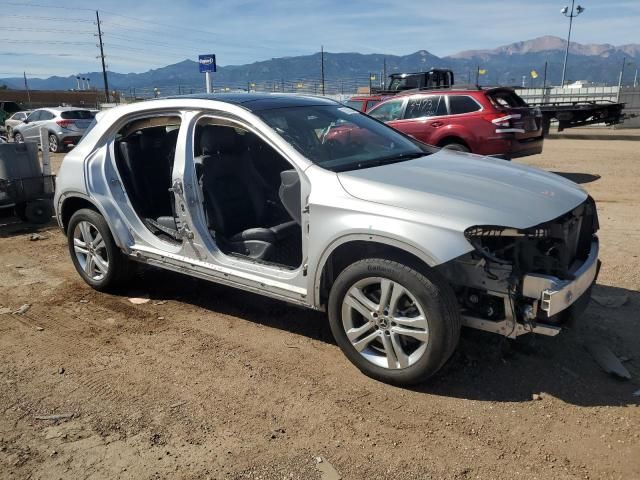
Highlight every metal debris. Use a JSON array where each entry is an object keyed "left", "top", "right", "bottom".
[
  {"left": 586, "top": 342, "right": 631, "bottom": 380},
  {"left": 12, "top": 304, "right": 31, "bottom": 315},
  {"left": 34, "top": 413, "right": 74, "bottom": 421},
  {"left": 315, "top": 456, "right": 341, "bottom": 480},
  {"left": 128, "top": 296, "right": 150, "bottom": 305}
]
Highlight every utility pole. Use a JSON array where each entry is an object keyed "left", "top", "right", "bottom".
[
  {"left": 560, "top": 1, "right": 585, "bottom": 87},
  {"left": 96, "top": 10, "right": 110, "bottom": 102},
  {"left": 542, "top": 61, "right": 548, "bottom": 89},
  {"left": 475, "top": 65, "right": 480, "bottom": 86},
  {"left": 23, "top": 72, "right": 31, "bottom": 107},
  {"left": 320, "top": 45, "right": 325, "bottom": 96},
  {"left": 383, "top": 58, "right": 387, "bottom": 87},
  {"left": 617, "top": 57, "right": 627, "bottom": 102}
]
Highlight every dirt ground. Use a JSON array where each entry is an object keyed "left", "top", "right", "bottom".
[{"left": 1, "top": 135, "right": 639, "bottom": 480}]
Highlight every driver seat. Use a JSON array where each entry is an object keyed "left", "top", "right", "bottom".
[{"left": 198, "top": 125, "right": 297, "bottom": 260}]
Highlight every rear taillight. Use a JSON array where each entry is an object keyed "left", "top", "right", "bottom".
[
  {"left": 483, "top": 112, "right": 524, "bottom": 133},
  {"left": 56, "top": 119, "right": 74, "bottom": 128}
]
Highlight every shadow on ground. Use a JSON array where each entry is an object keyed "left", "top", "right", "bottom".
[
  {"left": 552, "top": 171, "right": 601, "bottom": 184},
  {"left": 0, "top": 210, "right": 57, "bottom": 238},
  {"left": 116, "top": 266, "right": 639, "bottom": 408}
]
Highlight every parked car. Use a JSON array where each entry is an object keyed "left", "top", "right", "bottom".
[
  {"left": 359, "top": 87, "right": 544, "bottom": 159},
  {"left": 54, "top": 94, "right": 599, "bottom": 385},
  {"left": 12, "top": 107, "right": 94, "bottom": 153},
  {"left": 3, "top": 111, "right": 30, "bottom": 137},
  {"left": 0, "top": 101, "right": 21, "bottom": 130},
  {"left": 343, "top": 95, "right": 387, "bottom": 113}
]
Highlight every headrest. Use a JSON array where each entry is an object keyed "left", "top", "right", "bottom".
[{"left": 199, "top": 125, "right": 238, "bottom": 155}]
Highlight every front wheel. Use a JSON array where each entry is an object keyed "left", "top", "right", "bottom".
[
  {"left": 67, "top": 208, "right": 133, "bottom": 291},
  {"left": 13, "top": 132, "right": 24, "bottom": 143},
  {"left": 328, "top": 258, "right": 461, "bottom": 385}
]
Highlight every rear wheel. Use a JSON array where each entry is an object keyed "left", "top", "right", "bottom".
[
  {"left": 442, "top": 142, "right": 470, "bottom": 153},
  {"left": 67, "top": 209, "right": 133, "bottom": 291},
  {"left": 328, "top": 258, "right": 461, "bottom": 385},
  {"left": 48, "top": 134, "right": 63, "bottom": 153},
  {"left": 13, "top": 132, "right": 24, "bottom": 143}
]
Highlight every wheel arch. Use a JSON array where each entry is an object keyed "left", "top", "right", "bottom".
[
  {"left": 436, "top": 135, "right": 471, "bottom": 150},
  {"left": 59, "top": 193, "right": 129, "bottom": 250},
  {"left": 314, "top": 236, "right": 439, "bottom": 309},
  {"left": 59, "top": 194, "right": 100, "bottom": 234}
]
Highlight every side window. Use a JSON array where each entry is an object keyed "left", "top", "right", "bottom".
[
  {"left": 448, "top": 96, "right": 482, "bottom": 115},
  {"left": 404, "top": 95, "right": 446, "bottom": 119},
  {"left": 27, "top": 110, "right": 42, "bottom": 122},
  {"left": 367, "top": 99, "right": 404, "bottom": 122},
  {"left": 40, "top": 111, "right": 55, "bottom": 121},
  {"left": 364, "top": 100, "right": 380, "bottom": 112}
]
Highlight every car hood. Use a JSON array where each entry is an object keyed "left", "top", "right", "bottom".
[{"left": 337, "top": 150, "right": 588, "bottom": 231}]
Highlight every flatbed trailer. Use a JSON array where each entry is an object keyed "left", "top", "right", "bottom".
[{"left": 528, "top": 100, "right": 627, "bottom": 134}]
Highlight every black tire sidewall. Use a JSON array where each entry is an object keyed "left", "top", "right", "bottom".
[
  {"left": 442, "top": 143, "right": 470, "bottom": 153},
  {"left": 328, "top": 258, "right": 457, "bottom": 385},
  {"left": 14, "top": 132, "right": 23, "bottom": 143},
  {"left": 24, "top": 200, "right": 53, "bottom": 224},
  {"left": 67, "top": 208, "right": 124, "bottom": 291}
]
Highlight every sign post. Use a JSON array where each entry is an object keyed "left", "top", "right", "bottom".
[{"left": 199, "top": 54, "right": 216, "bottom": 93}]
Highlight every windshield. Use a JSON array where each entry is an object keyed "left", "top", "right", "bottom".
[{"left": 257, "top": 105, "right": 428, "bottom": 172}]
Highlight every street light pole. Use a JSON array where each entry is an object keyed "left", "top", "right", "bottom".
[{"left": 560, "top": 1, "right": 585, "bottom": 88}]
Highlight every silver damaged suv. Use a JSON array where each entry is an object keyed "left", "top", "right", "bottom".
[{"left": 54, "top": 94, "right": 600, "bottom": 385}]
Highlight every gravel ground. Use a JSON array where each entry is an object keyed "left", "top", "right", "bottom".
[{"left": 1, "top": 137, "right": 639, "bottom": 480}]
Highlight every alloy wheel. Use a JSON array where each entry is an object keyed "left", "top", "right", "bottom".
[
  {"left": 72, "top": 220, "right": 109, "bottom": 281},
  {"left": 341, "top": 277, "right": 429, "bottom": 369},
  {"left": 49, "top": 135, "right": 58, "bottom": 152}
]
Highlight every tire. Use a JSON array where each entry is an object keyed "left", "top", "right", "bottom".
[
  {"left": 15, "top": 202, "right": 28, "bottom": 221},
  {"left": 6, "top": 127, "right": 12, "bottom": 137},
  {"left": 48, "top": 133, "right": 63, "bottom": 153},
  {"left": 67, "top": 208, "right": 133, "bottom": 291},
  {"left": 24, "top": 199, "right": 53, "bottom": 224},
  {"left": 442, "top": 142, "right": 470, "bottom": 153},
  {"left": 13, "top": 132, "right": 24, "bottom": 143},
  {"left": 328, "top": 258, "right": 461, "bottom": 386}
]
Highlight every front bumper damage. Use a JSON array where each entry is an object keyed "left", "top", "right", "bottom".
[
  {"left": 458, "top": 240, "right": 599, "bottom": 338},
  {"left": 522, "top": 240, "right": 600, "bottom": 318},
  {"left": 438, "top": 198, "right": 600, "bottom": 338}
]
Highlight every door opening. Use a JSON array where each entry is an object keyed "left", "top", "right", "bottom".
[
  {"left": 193, "top": 118, "right": 302, "bottom": 269},
  {"left": 113, "top": 115, "right": 182, "bottom": 243}
]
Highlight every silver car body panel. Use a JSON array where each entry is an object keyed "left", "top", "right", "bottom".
[{"left": 55, "top": 97, "right": 596, "bottom": 327}]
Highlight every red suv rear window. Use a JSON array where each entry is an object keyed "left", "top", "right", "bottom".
[{"left": 486, "top": 90, "right": 528, "bottom": 108}]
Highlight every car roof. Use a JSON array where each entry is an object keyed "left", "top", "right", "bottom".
[
  {"left": 37, "top": 106, "right": 92, "bottom": 113},
  {"left": 166, "top": 93, "right": 338, "bottom": 111}
]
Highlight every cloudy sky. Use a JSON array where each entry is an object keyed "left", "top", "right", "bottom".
[{"left": 0, "top": 0, "right": 638, "bottom": 78}]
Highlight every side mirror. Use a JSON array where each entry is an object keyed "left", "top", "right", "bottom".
[{"left": 23, "top": 119, "right": 29, "bottom": 124}]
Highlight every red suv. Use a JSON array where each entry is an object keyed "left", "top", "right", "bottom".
[{"left": 361, "top": 88, "right": 544, "bottom": 159}]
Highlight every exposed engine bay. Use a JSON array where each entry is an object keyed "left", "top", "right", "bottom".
[{"left": 438, "top": 197, "right": 600, "bottom": 337}]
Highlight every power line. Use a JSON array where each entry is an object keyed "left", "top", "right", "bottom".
[{"left": 1, "top": 14, "right": 93, "bottom": 22}]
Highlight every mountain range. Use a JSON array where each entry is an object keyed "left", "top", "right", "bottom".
[{"left": 1, "top": 36, "right": 638, "bottom": 95}]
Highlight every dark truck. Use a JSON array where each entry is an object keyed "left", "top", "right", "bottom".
[{"left": 354, "top": 69, "right": 627, "bottom": 132}]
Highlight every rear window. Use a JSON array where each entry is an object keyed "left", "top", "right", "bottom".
[
  {"left": 448, "top": 96, "right": 482, "bottom": 115},
  {"left": 61, "top": 110, "right": 93, "bottom": 120},
  {"left": 487, "top": 90, "right": 528, "bottom": 108},
  {"left": 344, "top": 100, "right": 364, "bottom": 111}
]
